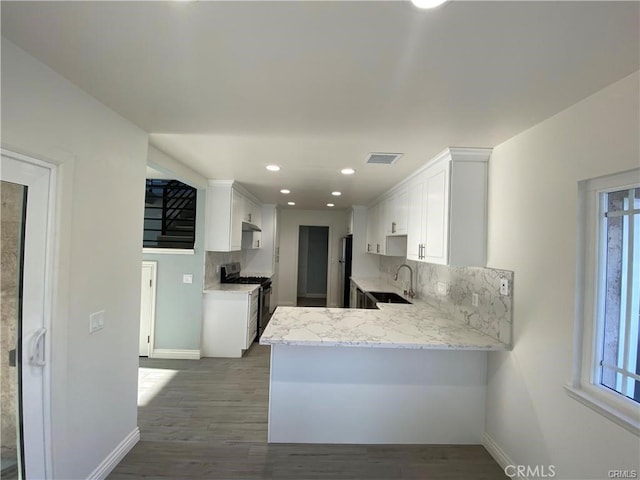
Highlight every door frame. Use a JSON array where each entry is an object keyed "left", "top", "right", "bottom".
[
  {"left": 140, "top": 261, "right": 158, "bottom": 357},
  {"left": 295, "top": 225, "right": 332, "bottom": 304},
  {"left": 1, "top": 148, "right": 56, "bottom": 479}
]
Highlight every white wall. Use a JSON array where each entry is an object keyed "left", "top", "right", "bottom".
[
  {"left": 485, "top": 71, "right": 640, "bottom": 479},
  {"left": 1, "top": 39, "right": 149, "bottom": 479},
  {"left": 278, "top": 209, "right": 348, "bottom": 307}
]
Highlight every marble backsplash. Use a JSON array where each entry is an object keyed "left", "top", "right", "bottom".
[
  {"left": 204, "top": 251, "right": 243, "bottom": 289},
  {"left": 379, "top": 256, "right": 513, "bottom": 346}
]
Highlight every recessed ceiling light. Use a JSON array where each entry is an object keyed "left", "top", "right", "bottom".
[
  {"left": 327, "top": 203, "right": 335, "bottom": 207},
  {"left": 411, "top": 0, "right": 448, "bottom": 9},
  {"left": 341, "top": 168, "right": 355, "bottom": 175},
  {"left": 287, "top": 201, "right": 295, "bottom": 206},
  {"left": 331, "top": 191, "right": 341, "bottom": 196},
  {"left": 266, "top": 165, "right": 281, "bottom": 172},
  {"left": 280, "top": 189, "right": 290, "bottom": 194}
]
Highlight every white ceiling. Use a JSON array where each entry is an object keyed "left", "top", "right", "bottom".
[{"left": 2, "top": 1, "right": 638, "bottom": 209}]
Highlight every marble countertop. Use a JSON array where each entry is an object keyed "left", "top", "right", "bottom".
[
  {"left": 203, "top": 284, "right": 260, "bottom": 294},
  {"left": 260, "top": 277, "right": 508, "bottom": 351}
]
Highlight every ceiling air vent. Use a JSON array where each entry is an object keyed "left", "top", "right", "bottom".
[{"left": 365, "top": 152, "right": 403, "bottom": 165}]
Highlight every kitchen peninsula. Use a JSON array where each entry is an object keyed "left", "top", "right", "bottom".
[{"left": 260, "top": 279, "right": 510, "bottom": 445}]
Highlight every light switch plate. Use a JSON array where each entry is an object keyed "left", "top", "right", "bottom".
[
  {"left": 183, "top": 274, "right": 193, "bottom": 284},
  {"left": 89, "top": 310, "right": 105, "bottom": 333}
]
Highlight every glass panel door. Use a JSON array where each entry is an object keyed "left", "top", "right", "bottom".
[
  {"left": 1, "top": 151, "right": 52, "bottom": 479},
  {"left": 1, "top": 180, "right": 27, "bottom": 479}
]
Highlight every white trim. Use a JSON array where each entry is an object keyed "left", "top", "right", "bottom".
[
  {"left": 140, "top": 261, "right": 157, "bottom": 357},
  {"left": 150, "top": 348, "right": 201, "bottom": 360},
  {"left": 564, "top": 384, "right": 640, "bottom": 436},
  {"left": 142, "top": 248, "right": 194, "bottom": 255},
  {"left": 482, "top": 432, "right": 525, "bottom": 480},
  {"left": 570, "top": 168, "right": 640, "bottom": 436},
  {"left": 86, "top": 427, "right": 140, "bottom": 480},
  {"left": 1, "top": 148, "right": 56, "bottom": 479}
]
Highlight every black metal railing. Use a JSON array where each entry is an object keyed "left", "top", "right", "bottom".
[{"left": 143, "top": 179, "right": 196, "bottom": 249}]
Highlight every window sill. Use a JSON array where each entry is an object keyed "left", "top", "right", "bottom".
[
  {"left": 564, "top": 384, "right": 639, "bottom": 437},
  {"left": 143, "top": 248, "right": 195, "bottom": 256}
]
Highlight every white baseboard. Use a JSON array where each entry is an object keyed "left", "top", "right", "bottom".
[
  {"left": 150, "top": 348, "right": 201, "bottom": 360},
  {"left": 483, "top": 432, "right": 528, "bottom": 480},
  {"left": 87, "top": 427, "right": 139, "bottom": 480}
]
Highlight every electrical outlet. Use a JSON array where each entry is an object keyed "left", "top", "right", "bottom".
[
  {"left": 183, "top": 274, "right": 193, "bottom": 284},
  {"left": 89, "top": 310, "right": 105, "bottom": 333},
  {"left": 500, "top": 278, "right": 509, "bottom": 296},
  {"left": 437, "top": 282, "right": 448, "bottom": 295},
  {"left": 472, "top": 293, "right": 479, "bottom": 307}
]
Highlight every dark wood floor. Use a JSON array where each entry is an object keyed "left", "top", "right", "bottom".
[{"left": 109, "top": 344, "right": 507, "bottom": 479}]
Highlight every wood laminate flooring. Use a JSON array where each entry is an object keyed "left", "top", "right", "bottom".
[{"left": 109, "top": 344, "right": 507, "bottom": 480}]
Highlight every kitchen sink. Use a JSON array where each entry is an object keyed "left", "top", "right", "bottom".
[{"left": 367, "top": 291, "right": 412, "bottom": 305}]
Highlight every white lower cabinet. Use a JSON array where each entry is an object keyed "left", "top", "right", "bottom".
[
  {"left": 202, "top": 288, "right": 259, "bottom": 358},
  {"left": 349, "top": 280, "right": 357, "bottom": 308}
]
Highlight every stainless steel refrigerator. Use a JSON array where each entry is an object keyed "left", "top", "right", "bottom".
[{"left": 338, "top": 234, "right": 353, "bottom": 308}]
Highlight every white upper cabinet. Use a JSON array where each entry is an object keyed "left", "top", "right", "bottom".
[
  {"left": 365, "top": 202, "right": 378, "bottom": 254},
  {"left": 385, "top": 187, "right": 409, "bottom": 236},
  {"left": 243, "top": 197, "right": 262, "bottom": 229},
  {"left": 406, "top": 147, "right": 490, "bottom": 266},
  {"left": 205, "top": 180, "right": 263, "bottom": 252}
]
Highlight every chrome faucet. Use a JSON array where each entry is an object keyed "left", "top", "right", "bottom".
[{"left": 394, "top": 263, "right": 415, "bottom": 298}]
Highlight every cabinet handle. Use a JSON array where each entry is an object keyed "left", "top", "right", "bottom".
[
  {"left": 248, "top": 213, "right": 252, "bottom": 222},
  {"left": 376, "top": 244, "right": 380, "bottom": 254},
  {"left": 391, "top": 222, "right": 396, "bottom": 234},
  {"left": 367, "top": 243, "right": 371, "bottom": 252},
  {"left": 256, "top": 240, "right": 260, "bottom": 248}
]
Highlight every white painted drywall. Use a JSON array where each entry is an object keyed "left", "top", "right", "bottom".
[
  {"left": 143, "top": 147, "right": 207, "bottom": 352},
  {"left": 277, "top": 209, "right": 348, "bottom": 307},
  {"left": 1, "top": 39, "right": 148, "bottom": 479},
  {"left": 147, "top": 144, "right": 207, "bottom": 189},
  {"left": 485, "top": 71, "right": 640, "bottom": 478}
]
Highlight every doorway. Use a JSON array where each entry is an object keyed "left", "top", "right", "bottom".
[
  {"left": 1, "top": 150, "right": 54, "bottom": 479},
  {"left": 139, "top": 261, "right": 157, "bottom": 357},
  {"left": 296, "top": 226, "right": 329, "bottom": 307}
]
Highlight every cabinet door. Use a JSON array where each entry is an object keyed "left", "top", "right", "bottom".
[
  {"left": 365, "top": 205, "right": 376, "bottom": 253},
  {"left": 246, "top": 292, "right": 259, "bottom": 349},
  {"left": 349, "top": 281, "right": 357, "bottom": 308},
  {"left": 423, "top": 162, "right": 449, "bottom": 264},
  {"left": 231, "top": 189, "right": 243, "bottom": 250},
  {"left": 377, "top": 200, "right": 387, "bottom": 255},
  {"left": 245, "top": 199, "right": 262, "bottom": 228},
  {"left": 406, "top": 180, "right": 424, "bottom": 261},
  {"left": 384, "top": 196, "right": 394, "bottom": 236},
  {"left": 394, "top": 188, "right": 409, "bottom": 235}
]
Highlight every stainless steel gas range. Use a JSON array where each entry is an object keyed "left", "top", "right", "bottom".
[{"left": 220, "top": 262, "right": 272, "bottom": 338}]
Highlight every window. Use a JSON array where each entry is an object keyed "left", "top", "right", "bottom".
[
  {"left": 567, "top": 168, "right": 640, "bottom": 436},
  {"left": 599, "top": 187, "right": 640, "bottom": 402},
  {"left": 143, "top": 179, "right": 197, "bottom": 250}
]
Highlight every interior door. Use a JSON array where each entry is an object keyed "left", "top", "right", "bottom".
[
  {"left": 1, "top": 150, "right": 53, "bottom": 479},
  {"left": 139, "top": 261, "right": 157, "bottom": 357}
]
